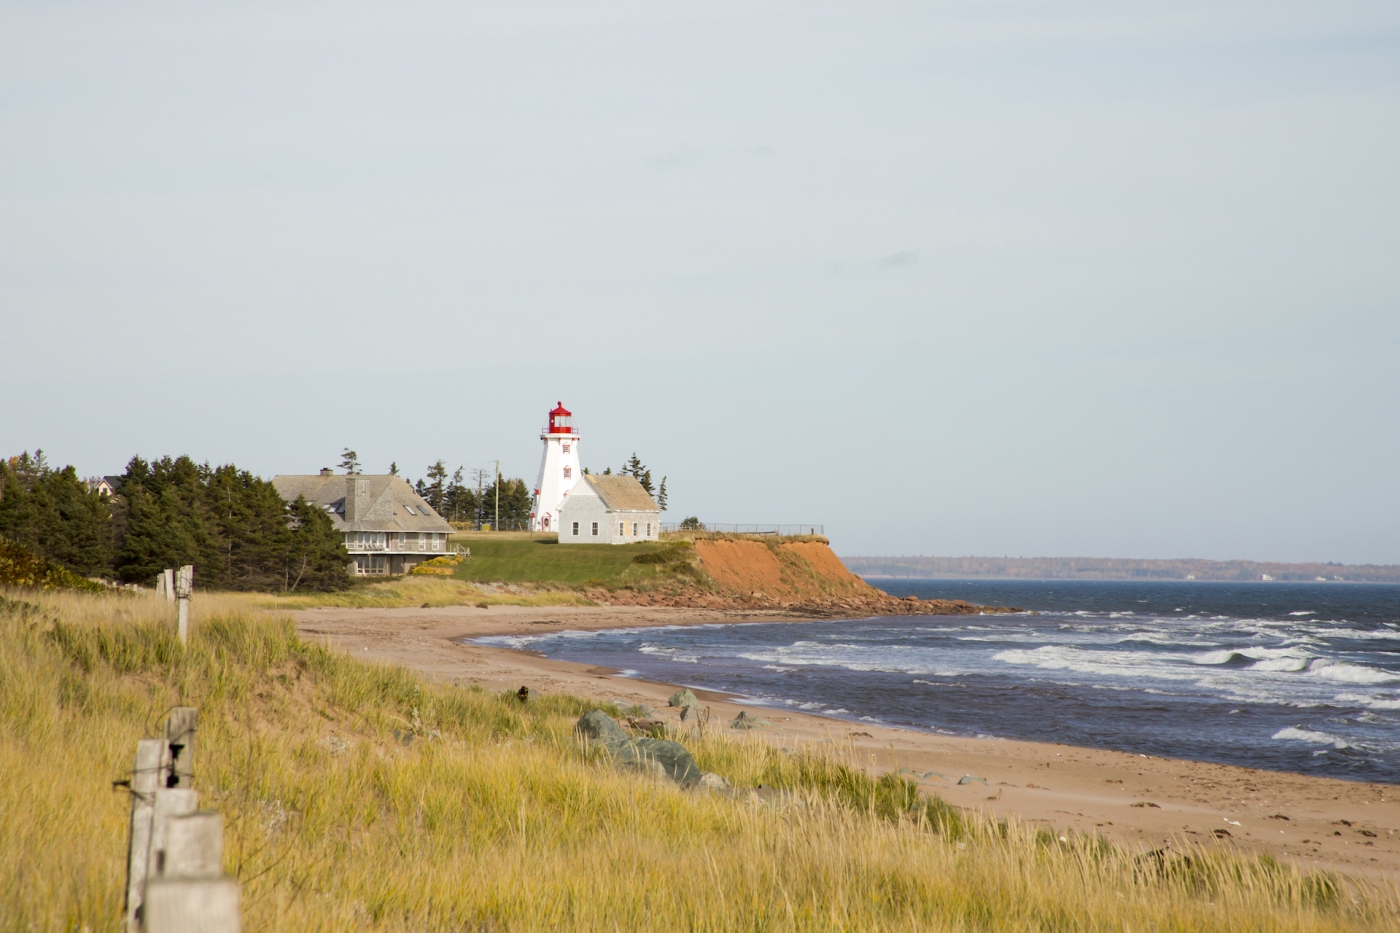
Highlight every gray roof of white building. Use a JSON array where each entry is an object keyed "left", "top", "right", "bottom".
[
  {"left": 573, "top": 474, "right": 661, "bottom": 513},
  {"left": 272, "top": 474, "right": 455, "bottom": 534}
]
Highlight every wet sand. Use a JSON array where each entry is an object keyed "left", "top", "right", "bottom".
[{"left": 291, "top": 603, "right": 1399, "bottom": 879}]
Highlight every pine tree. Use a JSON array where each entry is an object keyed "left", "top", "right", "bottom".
[
  {"left": 444, "top": 467, "right": 472, "bottom": 521},
  {"left": 638, "top": 469, "right": 654, "bottom": 495},
  {"left": 0, "top": 453, "right": 112, "bottom": 577},
  {"left": 424, "top": 461, "right": 448, "bottom": 512},
  {"left": 339, "top": 448, "right": 361, "bottom": 474},
  {"left": 657, "top": 477, "right": 668, "bottom": 511},
  {"left": 283, "top": 495, "right": 351, "bottom": 591},
  {"left": 389, "top": 462, "right": 399, "bottom": 475}
]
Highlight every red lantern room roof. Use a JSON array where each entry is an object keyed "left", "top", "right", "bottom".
[{"left": 547, "top": 401, "right": 574, "bottom": 435}]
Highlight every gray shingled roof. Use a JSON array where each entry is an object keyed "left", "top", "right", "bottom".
[
  {"left": 580, "top": 474, "right": 660, "bottom": 512},
  {"left": 272, "top": 474, "right": 455, "bottom": 534}
]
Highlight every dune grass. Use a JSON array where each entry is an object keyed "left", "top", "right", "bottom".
[
  {"left": 2, "top": 588, "right": 1396, "bottom": 932},
  {"left": 250, "top": 575, "right": 596, "bottom": 610}
]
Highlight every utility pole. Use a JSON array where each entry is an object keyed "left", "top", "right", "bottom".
[
  {"left": 470, "top": 467, "right": 488, "bottom": 529},
  {"left": 494, "top": 460, "right": 500, "bottom": 531}
]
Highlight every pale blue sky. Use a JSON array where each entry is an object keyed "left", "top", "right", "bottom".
[{"left": 2, "top": 2, "right": 1397, "bottom": 561}]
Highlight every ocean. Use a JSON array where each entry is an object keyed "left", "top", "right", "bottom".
[{"left": 474, "top": 580, "right": 1400, "bottom": 782}]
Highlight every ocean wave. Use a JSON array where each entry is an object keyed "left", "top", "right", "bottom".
[
  {"left": 992, "top": 646, "right": 1200, "bottom": 681},
  {"left": 1305, "top": 660, "right": 1397, "bottom": 685},
  {"left": 1272, "top": 726, "right": 1351, "bottom": 749},
  {"left": 1334, "top": 692, "right": 1400, "bottom": 710}
]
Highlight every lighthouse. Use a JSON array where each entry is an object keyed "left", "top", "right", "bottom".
[{"left": 530, "top": 401, "right": 582, "bottom": 533}]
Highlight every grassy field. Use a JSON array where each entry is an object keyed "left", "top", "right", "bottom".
[
  {"left": 3, "top": 588, "right": 1396, "bottom": 932},
  {"left": 449, "top": 535, "right": 676, "bottom": 585},
  {"left": 252, "top": 575, "right": 595, "bottom": 611}
]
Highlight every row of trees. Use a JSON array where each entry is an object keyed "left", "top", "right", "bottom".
[{"left": 0, "top": 452, "right": 349, "bottom": 591}]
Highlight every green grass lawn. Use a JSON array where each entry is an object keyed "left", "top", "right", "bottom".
[{"left": 450, "top": 535, "right": 669, "bottom": 585}]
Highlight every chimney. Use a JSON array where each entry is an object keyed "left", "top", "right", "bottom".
[
  {"left": 320, "top": 467, "right": 333, "bottom": 476},
  {"left": 345, "top": 477, "right": 370, "bottom": 522}
]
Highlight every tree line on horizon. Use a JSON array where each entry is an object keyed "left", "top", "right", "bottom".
[{"left": 0, "top": 451, "right": 349, "bottom": 591}]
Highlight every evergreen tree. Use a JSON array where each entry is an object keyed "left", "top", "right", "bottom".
[
  {"left": 339, "top": 448, "right": 361, "bottom": 474},
  {"left": 389, "top": 462, "right": 399, "bottom": 475},
  {"left": 423, "top": 460, "right": 448, "bottom": 512},
  {"left": 657, "top": 477, "right": 668, "bottom": 511},
  {"left": 444, "top": 467, "right": 475, "bottom": 522},
  {"left": 113, "top": 456, "right": 213, "bottom": 583},
  {"left": 283, "top": 495, "right": 351, "bottom": 591},
  {"left": 0, "top": 452, "right": 112, "bottom": 577}
]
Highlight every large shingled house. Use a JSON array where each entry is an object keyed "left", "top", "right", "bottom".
[
  {"left": 557, "top": 474, "right": 660, "bottom": 544},
  {"left": 272, "top": 469, "right": 455, "bottom": 576}
]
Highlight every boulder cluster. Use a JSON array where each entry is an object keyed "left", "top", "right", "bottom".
[{"left": 575, "top": 710, "right": 736, "bottom": 789}]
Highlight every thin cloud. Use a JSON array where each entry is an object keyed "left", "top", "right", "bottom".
[{"left": 878, "top": 251, "right": 919, "bottom": 269}]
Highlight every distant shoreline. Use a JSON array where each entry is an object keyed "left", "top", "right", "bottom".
[
  {"left": 842, "top": 555, "right": 1400, "bottom": 585},
  {"left": 858, "top": 574, "right": 1399, "bottom": 584}
]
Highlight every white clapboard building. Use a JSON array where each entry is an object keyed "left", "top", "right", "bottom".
[
  {"left": 558, "top": 474, "right": 660, "bottom": 544},
  {"left": 530, "top": 401, "right": 582, "bottom": 533},
  {"left": 272, "top": 470, "right": 455, "bottom": 576}
]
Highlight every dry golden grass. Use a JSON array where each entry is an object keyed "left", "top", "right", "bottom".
[
  {"left": 249, "top": 575, "right": 594, "bottom": 610},
  {"left": 2, "top": 588, "right": 1396, "bottom": 932}
]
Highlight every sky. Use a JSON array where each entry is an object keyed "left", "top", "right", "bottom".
[{"left": 2, "top": 1, "right": 1397, "bottom": 563}]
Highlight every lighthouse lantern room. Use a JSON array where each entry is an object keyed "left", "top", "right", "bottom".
[{"left": 531, "top": 401, "right": 582, "bottom": 532}]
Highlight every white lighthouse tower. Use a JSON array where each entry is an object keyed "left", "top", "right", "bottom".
[{"left": 531, "top": 401, "right": 582, "bottom": 533}]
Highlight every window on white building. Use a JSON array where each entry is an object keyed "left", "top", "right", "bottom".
[
  {"left": 591, "top": 522, "right": 598, "bottom": 536},
  {"left": 562, "top": 443, "right": 570, "bottom": 453},
  {"left": 646, "top": 523, "right": 651, "bottom": 536},
  {"left": 572, "top": 521, "right": 579, "bottom": 535},
  {"left": 632, "top": 522, "right": 638, "bottom": 536},
  {"left": 618, "top": 522, "right": 625, "bottom": 536},
  {"left": 563, "top": 466, "right": 571, "bottom": 479}
]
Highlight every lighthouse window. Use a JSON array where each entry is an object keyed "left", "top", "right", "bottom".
[
  {"left": 563, "top": 467, "right": 571, "bottom": 479},
  {"left": 562, "top": 443, "right": 570, "bottom": 453}
]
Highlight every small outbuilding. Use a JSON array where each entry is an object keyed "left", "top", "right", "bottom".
[{"left": 558, "top": 474, "right": 660, "bottom": 544}]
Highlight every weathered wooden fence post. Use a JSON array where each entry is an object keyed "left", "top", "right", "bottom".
[
  {"left": 123, "top": 707, "right": 240, "bottom": 932},
  {"left": 143, "top": 877, "right": 241, "bottom": 933},
  {"left": 162, "top": 706, "right": 197, "bottom": 789},
  {"left": 148, "top": 789, "right": 199, "bottom": 879},
  {"left": 174, "top": 565, "right": 193, "bottom": 644},
  {"left": 124, "top": 738, "right": 164, "bottom": 932},
  {"left": 160, "top": 568, "right": 175, "bottom": 604}
]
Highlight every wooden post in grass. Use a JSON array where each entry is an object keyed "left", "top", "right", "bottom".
[
  {"left": 143, "top": 877, "right": 240, "bottom": 933},
  {"left": 163, "top": 707, "right": 197, "bottom": 789},
  {"left": 124, "top": 738, "right": 164, "bottom": 932},
  {"left": 174, "top": 565, "right": 193, "bottom": 644},
  {"left": 160, "top": 568, "right": 175, "bottom": 603},
  {"left": 148, "top": 789, "right": 199, "bottom": 880},
  {"left": 158, "top": 811, "right": 223, "bottom": 881}
]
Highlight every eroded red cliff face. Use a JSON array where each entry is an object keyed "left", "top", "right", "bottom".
[{"left": 582, "top": 538, "right": 1017, "bottom": 615}]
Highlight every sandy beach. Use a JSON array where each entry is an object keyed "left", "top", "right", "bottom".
[{"left": 292, "top": 603, "right": 1399, "bottom": 879}]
